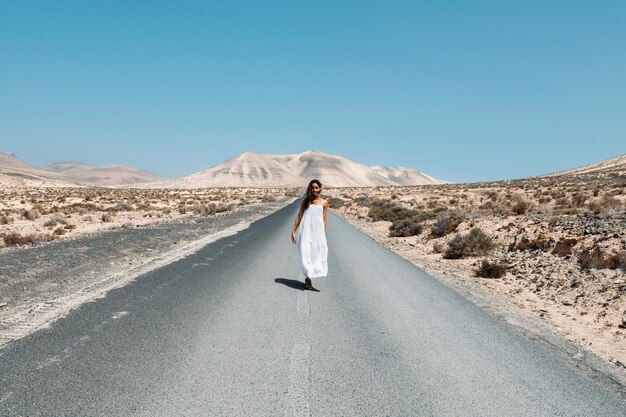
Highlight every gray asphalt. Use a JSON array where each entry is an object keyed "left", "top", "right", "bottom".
[{"left": 1, "top": 202, "right": 625, "bottom": 416}]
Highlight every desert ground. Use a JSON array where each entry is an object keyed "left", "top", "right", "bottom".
[
  {"left": 0, "top": 186, "right": 296, "bottom": 246},
  {"left": 0, "top": 186, "right": 296, "bottom": 345},
  {"left": 325, "top": 173, "right": 626, "bottom": 369}
]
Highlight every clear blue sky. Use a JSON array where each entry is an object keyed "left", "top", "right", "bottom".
[{"left": 1, "top": 1, "right": 625, "bottom": 182}]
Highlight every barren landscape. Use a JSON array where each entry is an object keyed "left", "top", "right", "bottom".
[
  {"left": 325, "top": 162, "right": 626, "bottom": 370},
  {"left": 0, "top": 186, "right": 295, "bottom": 345}
]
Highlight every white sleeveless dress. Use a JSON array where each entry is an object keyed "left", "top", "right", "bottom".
[{"left": 297, "top": 204, "right": 328, "bottom": 278}]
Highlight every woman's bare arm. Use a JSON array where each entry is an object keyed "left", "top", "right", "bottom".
[
  {"left": 323, "top": 200, "right": 328, "bottom": 232},
  {"left": 291, "top": 202, "right": 305, "bottom": 243}
]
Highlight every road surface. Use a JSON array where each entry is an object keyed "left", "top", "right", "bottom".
[{"left": 1, "top": 202, "right": 625, "bottom": 416}]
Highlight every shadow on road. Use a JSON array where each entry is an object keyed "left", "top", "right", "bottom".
[{"left": 274, "top": 278, "right": 320, "bottom": 292}]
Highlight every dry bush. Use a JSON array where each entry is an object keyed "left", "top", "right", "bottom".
[
  {"left": 571, "top": 192, "right": 588, "bottom": 208},
  {"left": 431, "top": 214, "right": 463, "bottom": 238},
  {"left": 53, "top": 227, "right": 66, "bottom": 236},
  {"left": 3, "top": 232, "right": 35, "bottom": 246},
  {"left": 587, "top": 195, "right": 621, "bottom": 213},
  {"left": 191, "top": 203, "right": 217, "bottom": 216},
  {"left": 43, "top": 219, "right": 58, "bottom": 228},
  {"left": 112, "top": 202, "right": 135, "bottom": 211},
  {"left": 443, "top": 228, "right": 495, "bottom": 259},
  {"left": 389, "top": 219, "right": 423, "bottom": 237},
  {"left": 476, "top": 260, "right": 508, "bottom": 278},
  {"left": 0, "top": 215, "right": 10, "bottom": 225},
  {"left": 326, "top": 196, "right": 346, "bottom": 209},
  {"left": 101, "top": 214, "right": 114, "bottom": 223},
  {"left": 368, "top": 201, "right": 416, "bottom": 222},
  {"left": 178, "top": 205, "right": 187, "bottom": 214},
  {"left": 511, "top": 199, "right": 532, "bottom": 215},
  {"left": 23, "top": 209, "right": 41, "bottom": 220}
]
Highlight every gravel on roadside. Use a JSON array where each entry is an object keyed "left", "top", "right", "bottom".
[{"left": 0, "top": 199, "right": 291, "bottom": 345}]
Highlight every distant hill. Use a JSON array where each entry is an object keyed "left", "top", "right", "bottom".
[
  {"left": 0, "top": 153, "right": 164, "bottom": 187},
  {"left": 163, "top": 150, "right": 448, "bottom": 188},
  {"left": 371, "top": 166, "right": 449, "bottom": 186},
  {"left": 0, "top": 152, "right": 76, "bottom": 187},
  {"left": 38, "top": 161, "right": 165, "bottom": 186},
  {"left": 542, "top": 154, "right": 626, "bottom": 179}
]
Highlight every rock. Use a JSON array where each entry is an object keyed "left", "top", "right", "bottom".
[
  {"left": 553, "top": 238, "right": 578, "bottom": 257},
  {"left": 578, "top": 247, "right": 621, "bottom": 270}
]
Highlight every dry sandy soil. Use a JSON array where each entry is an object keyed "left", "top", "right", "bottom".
[
  {"left": 0, "top": 186, "right": 295, "bottom": 246},
  {"left": 325, "top": 173, "right": 626, "bottom": 377},
  {"left": 0, "top": 186, "right": 296, "bottom": 346}
]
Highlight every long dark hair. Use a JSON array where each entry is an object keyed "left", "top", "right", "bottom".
[{"left": 300, "top": 179, "right": 322, "bottom": 211}]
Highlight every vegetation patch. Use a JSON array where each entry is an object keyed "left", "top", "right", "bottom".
[
  {"left": 3, "top": 232, "right": 35, "bottom": 246},
  {"left": 443, "top": 228, "right": 495, "bottom": 259},
  {"left": 389, "top": 219, "right": 423, "bottom": 237},
  {"left": 476, "top": 260, "right": 508, "bottom": 278}
]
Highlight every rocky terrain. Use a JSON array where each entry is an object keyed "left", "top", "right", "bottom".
[
  {"left": 325, "top": 168, "right": 626, "bottom": 369},
  {"left": 0, "top": 186, "right": 294, "bottom": 346}
]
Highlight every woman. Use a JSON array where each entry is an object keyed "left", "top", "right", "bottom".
[{"left": 291, "top": 179, "right": 328, "bottom": 289}]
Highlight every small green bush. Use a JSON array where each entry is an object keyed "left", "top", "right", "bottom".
[{"left": 443, "top": 228, "right": 494, "bottom": 259}]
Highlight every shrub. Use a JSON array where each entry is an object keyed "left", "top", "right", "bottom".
[
  {"left": 112, "top": 202, "right": 134, "bottom": 211},
  {"left": 431, "top": 216, "right": 462, "bottom": 238},
  {"left": 476, "top": 260, "right": 508, "bottom": 278},
  {"left": 443, "top": 228, "right": 494, "bottom": 259},
  {"left": 23, "top": 209, "right": 41, "bottom": 220},
  {"left": 0, "top": 215, "right": 9, "bottom": 225},
  {"left": 3, "top": 232, "right": 35, "bottom": 246},
  {"left": 102, "top": 214, "right": 114, "bottom": 223},
  {"left": 326, "top": 197, "right": 345, "bottom": 209},
  {"left": 511, "top": 199, "right": 532, "bottom": 215},
  {"left": 389, "top": 219, "right": 423, "bottom": 237},
  {"left": 587, "top": 195, "right": 621, "bottom": 213},
  {"left": 191, "top": 203, "right": 217, "bottom": 216},
  {"left": 53, "top": 227, "right": 66, "bottom": 236},
  {"left": 43, "top": 219, "right": 58, "bottom": 228},
  {"left": 368, "top": 201, "right": 415, "bottom": 222},
  {"left": 178, "top": 205, "right": 187, "bottom": 214}
]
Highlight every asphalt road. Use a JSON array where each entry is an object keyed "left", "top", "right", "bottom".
[{"left": 1, "top": 202, "right": 625, "bottom": 416}]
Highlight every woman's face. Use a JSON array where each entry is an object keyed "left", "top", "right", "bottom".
[{"left": 311, "top": 182, "right": 321, "bottom": 197}]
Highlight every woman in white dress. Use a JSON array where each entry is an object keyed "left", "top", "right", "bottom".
[{"left": 291, "top": 179, "right": 328, "bottom": 290}]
